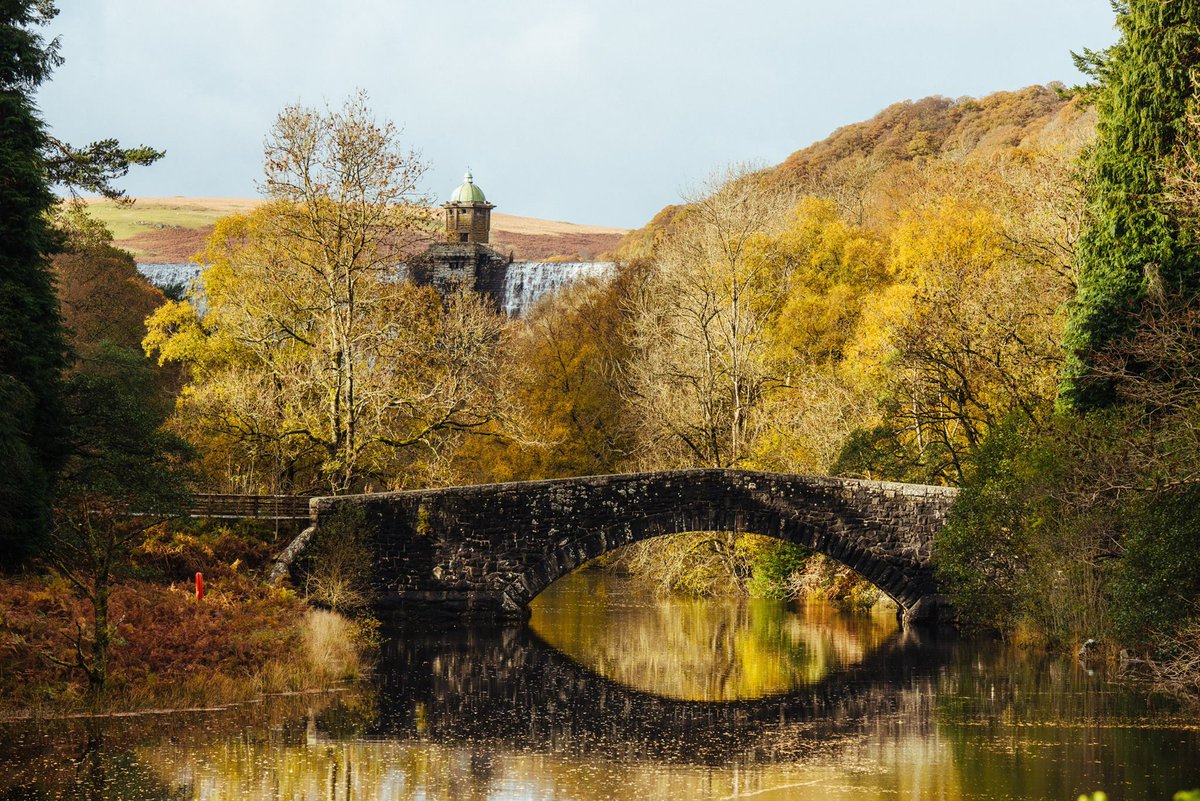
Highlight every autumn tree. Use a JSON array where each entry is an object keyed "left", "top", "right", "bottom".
[
  {"left": 751, "top": 197, "right": 887, "bottom": 474},
  {"left": 838, "top": 194, "right": 1071, "bottom": 483},
  {"left": 146, "top": 95, "right": 509, "bottom": 494},
  {"left": 617, "top": 171, "right": 804, "bottom": 594},
  {"left": 452, "top": 269, "right": 638, "bottom": 484},
  {"left": 626, "top": 168, "right": 791, "bottom": 469},
  {"left": 52, "top": 204, "right": 173, "bottom": 375}
]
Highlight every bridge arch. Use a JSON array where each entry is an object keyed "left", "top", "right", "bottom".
[
  {"left": 284, "top": 469, "right": 957, "bottom": 626},
  {"left": 506, "top": 506, "right": 927, "bottom": 614}
]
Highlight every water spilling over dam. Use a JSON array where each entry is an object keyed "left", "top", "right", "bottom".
[
  {"left": 138, "top": 262, "right": 202, "bottom": 293},
  {"left": 501, "top": 261, "right": 616, "bottom": 316},
  {"left": 137, "top": 260, "right": 617, "bottom": 318}
]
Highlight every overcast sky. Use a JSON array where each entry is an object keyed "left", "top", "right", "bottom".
[{"left": 37, "top": 1, "right": 1118, "bottom": 229}]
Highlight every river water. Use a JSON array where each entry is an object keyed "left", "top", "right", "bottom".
[{"left": 2, "top": 570, "right": 1197, "bottom": 800}]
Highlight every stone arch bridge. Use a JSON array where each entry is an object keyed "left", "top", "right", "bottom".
[{"left": 275, "top": 469, "right": 958, "bottom": 625}]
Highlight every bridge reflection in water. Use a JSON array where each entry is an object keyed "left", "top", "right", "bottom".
[
  {"left": 370, "top": 613, "right": 946, "bottom": 766},
  {"left": 7, "top": 576, "right": 1199, "bottom": 801}
]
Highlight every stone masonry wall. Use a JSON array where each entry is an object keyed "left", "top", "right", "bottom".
[
  {"left": 299, "top": 469, "right": 958, "bottom": 624},
  {"left": 408, "top": 242, "right": 509, "bottom": 311}
]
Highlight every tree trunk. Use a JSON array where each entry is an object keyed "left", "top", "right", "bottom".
[{"left": 90, "top": 572, "right": 110, "bottom": 691}]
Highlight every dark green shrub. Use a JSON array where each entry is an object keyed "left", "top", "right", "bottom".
[
  {"left": 747, "top": 540, "right": 810, "bottom": 599},
  {"left": 935, "top": 414, "right": 1124, "bottom": 642},
  {"left": 934, "top": 420, "right": 1045, "bottom": 633},
  {"left": 1110, "top": 487, "right": 1200, "bottom": 649}
]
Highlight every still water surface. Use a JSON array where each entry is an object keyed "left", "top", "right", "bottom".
[{"left": 2, "top": 570, "right": 1198, "bottom": 800}]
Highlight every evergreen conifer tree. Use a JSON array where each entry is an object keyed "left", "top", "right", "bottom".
[
  {"left": 0, "top": 1, "right": 69, "bottom": 565},
  {"left": 1060, "top": 0, "right": 1200, "bottom": 410},
  {"left": 0, "top": 2, "right": 163, "bottom": 568}
]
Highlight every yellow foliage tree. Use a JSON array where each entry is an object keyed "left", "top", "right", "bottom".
[
  {"left": 845, "top": 194, "right": 1069, "bottom": 481},
  {"left": 625, "top": 168, "right": 791, "bottom": 470},
  {"left": 452, "top": 270, "right": 637, "bottom": 484},
  {"left": 145, "top": 96, "right": 508, "bottom": 494},
  {"left": 750, "top": 198, "right": 888, "bottom": 473}
]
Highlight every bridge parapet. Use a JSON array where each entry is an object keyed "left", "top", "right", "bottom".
[{"left": 277, "top": 469, "right": 958, "bottom": 625}]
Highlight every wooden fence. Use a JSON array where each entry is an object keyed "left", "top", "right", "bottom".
[{"left": 187, "top": 494, "right": 313, "bottom": 520}]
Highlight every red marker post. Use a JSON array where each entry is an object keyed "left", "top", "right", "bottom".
[{"left": 195, "top": 572, "right": 204, "bottom": 601}]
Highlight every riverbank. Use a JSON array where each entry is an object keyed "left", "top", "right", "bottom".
[
  {"left": 0, "top": 520, "right": 372, "bottom": 715},
  {"left": 0, "top": 575, "right": 368, "bottom": 715},
  {"left": 609, "top": 537, "right": 898, "bottom": 614}
]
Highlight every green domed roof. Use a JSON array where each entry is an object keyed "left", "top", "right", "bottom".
[{"left": 450, "top": 171, "right": 487, "bottom": 203}]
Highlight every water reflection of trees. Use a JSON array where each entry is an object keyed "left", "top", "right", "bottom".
[
  {"left": 131, "top": 738, "right": 915, "bottom": 801},
  {"left": 0, "top": 693, "right": 359, "bottom": 801},
  {"left": 0, "top": 721, "right": 182, "bottom": 801},
  {"left": 529, "top": 570, "right": 897, "bottom": 700},
  {"left": 4, "top": 617, "right": 1197, "bottom": 801},
  {"left": 934, "top": 645, "right": 1200, "bottom": 801}
]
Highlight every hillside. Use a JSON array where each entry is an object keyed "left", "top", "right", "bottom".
[
  {"left": 82, "top": 87, "right": 1088, "bottom": 264},
  {"left": 616, "top": 84, "right": 1095, "bottom": 257},
  {"left": 82, "top": 198, "right": 626, "bottom": 263},
  {"left": 771, "top": 84, "right": 1082, "bottom": 183}
]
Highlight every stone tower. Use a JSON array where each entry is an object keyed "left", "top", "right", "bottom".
[
  {"left": 410, "top": 169, "right": 508, "bottom": 309},
  {"left": 443, "top": 170, "right": 495, "bottom": 244}
]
